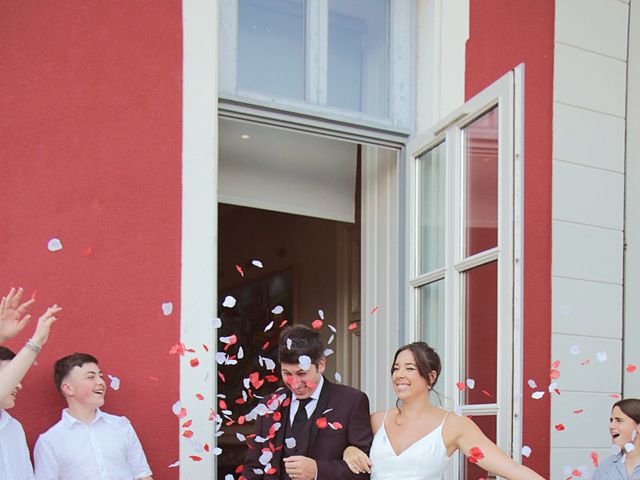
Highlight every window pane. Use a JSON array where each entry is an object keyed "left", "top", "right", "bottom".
[
  {"left": 237, "top": 0, "right": 305, "bottom": 100},
  {"left": 463, "top": 108, "right": 498, "bottom": 256},
  {"left": 418, "top": 280, "right": 445, "bottom": 405},
  {"left": 463, "top": 261, "right": 497, "bottom": 405},
  {"left": 461, "top": 415, "right": 497, "bottom": 480},
  {"left": 327, "top": 0, "right": 388, "bottom": 116},
  {"left": 418, "top": 142, "right": 446, "bottom": 274}
]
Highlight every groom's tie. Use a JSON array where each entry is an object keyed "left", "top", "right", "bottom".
[{"left": 292, "top": 398, "right": 312, "bottom": 436}]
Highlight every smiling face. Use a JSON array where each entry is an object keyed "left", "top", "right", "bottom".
[
  {"left": 60, "top": 362, "right": 106, "bottom": 409},
  {"left": 609, "top": 406, "right": 640, "bottom": 448},
  {"left": 0, "top": 360, "right": 21, "bottom": 410},
  {"left": 280, "top": 357, "right": 325, "bottom": 399},
  {"left": 391, "top": 349, "right": 434, "bottom": 400}
]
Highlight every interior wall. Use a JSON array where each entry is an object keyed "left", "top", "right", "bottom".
[{"left": 218, "top": 204, "right": 342, "bottom": 376}]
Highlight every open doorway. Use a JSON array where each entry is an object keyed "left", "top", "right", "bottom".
[{"left": 216, "top": 120, "right": 364, "bottom": 477}]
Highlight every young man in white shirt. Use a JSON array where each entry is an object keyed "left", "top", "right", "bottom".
[
  {"left": 34, "top": 353, "right": 153, "bottom": 480},
  {"left": 0, "top": 346, "right": 35, "bottom": 480}
]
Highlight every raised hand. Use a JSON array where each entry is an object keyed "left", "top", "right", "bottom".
[
  {"left": 0, "top": 287, "right": 36, "bottom": 342},
  {"left": 31, "top": 305, "right": 62, "bottom": 347}
]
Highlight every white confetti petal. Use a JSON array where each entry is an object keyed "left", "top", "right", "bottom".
[
  {"left": 271, "top": 305, "right": 284, "bottom": 314},
  {"left": 213, "top": 317, "right": 222, "bottom": 328},
  {"left": 625, "top": 443, "right": 636, "bottom": 452},
  {"left": 264, "top": 321, "right": 274, "bottom": 332},
  {"left": 162, "top": 302, "right": 173, "bottom": 316},
  {"left": 521, "top": 445, "right": 532, "bottom": 457},
  {"left": 225, "top": 475, "right": 234, "bottom": 480},
  {"left": 334, "top": 372, "right": 342, "bottom": 383},
  {"left": 527, "top": 379, "right": 537, "bottom": 389},
  {"left": 216, "top": 352, "right": 227, "bottom": 364},
  {"left": 569, "top": 345, "right": 580, "bottom": 355},
  {"left": 108, "top": 374, "right": 120, "bottom": 391},
  {"left": 466, "top": 378, "right": 475, "bottom": 389},
  {"left": 318, "top": 309, "right": 325, "bottom": 320},
  {"left": 287, "top": 338, "right": 293, "bottom": 350},
  {"left": 285, "top": 437, "right": 297, "bottom": 449},
  {"left": 531, "top": 391, "right": 545, "bottom": 400},
  {"left": 328, "top": 334, "right": 335, "bottom": 344},
  {"left": 298, "top": 355, "right": 311, "bottom": 371},
  {"left": 238, "top": 346, "right": 244, "bottom": 359},
  {"left": 324, "top": 348, "right": 334, "bottom": 357},
  {"left": 171, "top": 400, "right": 182, "bottom": 416},
  {"left": 222, "top": 296, "right": 236, "bottom": 308},
  {"left": 596, "top": 351, "right": 608, "bottom": 362},
  {"left": 260, "top": 356, "right": 276, "bottom": 371},
  {"left": 214, "top": 447, "right": 222, "bottom": 455},
  {"left": 168, "top": 460, "right": 180, "bottom": 468},
  {"left": 328, "top": 324, "right": 336, "bottom": 333},
  {"left": 47, "top": 238, "right": 63, "bottom": 252},
  {"left": 252, "top": 260, "right": 264, "bottom": 268},
  {"left": 236, "top": 432, "right": 246, "bottom": 442},
  {"left": 548, "top": 382, "right": 558, "bottom": 392}
]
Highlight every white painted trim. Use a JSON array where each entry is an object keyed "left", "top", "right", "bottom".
[
  {"left": 218, "top": 0, "right": 236, "bottom": 94},
  {"left": 361, "top": 145, "right": 400, "bottom": 411},
  {"left": 306, "top": 0, "right": 328, "bottom": 105},
  {"left": 624, "top": 0, "right": 640, "bottom": 398},
  {"left": 181, "top": 1, "right": 218, "bottom": 478}
]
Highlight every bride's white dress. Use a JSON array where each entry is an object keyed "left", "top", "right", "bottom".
[{"left": 370, "top": 412, "right": 450, "bottom": 480}]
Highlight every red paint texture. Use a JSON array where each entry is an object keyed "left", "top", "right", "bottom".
[
  {"left": 466, "top": 1, "right": 554, "bottom": 476},
  {"left": 0, "top": 2, "right": 182, "bottom": 477}
]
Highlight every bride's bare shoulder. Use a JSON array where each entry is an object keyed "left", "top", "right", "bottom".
[{"left": 370, "top": 410, "right": 387, "bottom": 433}]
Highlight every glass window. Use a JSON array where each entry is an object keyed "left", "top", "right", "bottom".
[
  {"left": 237, "top": 0, "right": 306, "bottom": 100},
  {"left": 419, "top": 280, "right": 445, "bottom": 355},
  {"left": 418, "top": 142, "right": 446, "bottom": 274},
  {"left": 327, "top": 0, "right": 389, "bottom": 116},
  {"left": 463, "top": 108, "right": 499, "bottom": 256},
  {"left": 463, "top": 261, "right": 498, "bottom": 405},
  {"left": 462, "top": 415, "right": 497, "bottom": 480}
]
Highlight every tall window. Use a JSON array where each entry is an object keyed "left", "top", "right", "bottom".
[
  {"left": 408, "top": 72, "right": 520, "bottom": 479},
  {"left": 219, "top": 0, "right": 411, "bottom": 127}
]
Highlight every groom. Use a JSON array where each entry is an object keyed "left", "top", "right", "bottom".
[{"left": 240, "top": 325, "right": 373, "bottom": 480}]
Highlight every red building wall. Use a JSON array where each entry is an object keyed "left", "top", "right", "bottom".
[
  {"left": 465, "top": 1, "right": 555, "bottom": 476},
  {"left": 0, "top": 2, "right": 182, "bottom": 477}
]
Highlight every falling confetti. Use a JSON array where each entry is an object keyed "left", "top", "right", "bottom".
[
  {"left": 298, "top": 355, "right": 311, "bottom": 371},
  {"left": 531, "top": 391, "right": 545, "bottom": 400},
  {"left": 590, "top": 452, "right": 599, "bottom": 468},
  {"left": 316, "top": 418, "right": 328, "bottom": 429},
  {"left": 286, "top": 338, "right": 293, "bottom": 350},
  {"left": 549, "top": 369, "right": 560, "bottom": 379},
  {"left": 318, "top": 309, "right": 324, "bottom": 320},
  {"left": 47, "top": 238, "right": 63, "bottom": 252},
  {"left": 596, "top": 351, "right": 608, "bottom": 362},
  {"left": 214, "top": 317, "right": 222, "bottom": 328},
  {"left": 334, "top": 372, "right": 342, "bottom": 382},
  {"left": 162, "top": 302, "right": 173, "bottom": 316},
  {"left": 455, "top": 382, "right": 466, "bottom": 391},
  {"left": 285, "top": 437, "right": 297, "bottom": 449},
  {"left": 468, "top": 447, "right": 485, "bottom": 463},
  {"left": 466, "top": 378, "right": 475, "bottom": 389},
  {"left": 190, "top": 358, "right": 200, "bottom": 368},
  {"left": 252, "top": 260, "right": 264, "bottom": 268},
  {"left": 554, "top": 423, "right": 566, "bottom": 431},
  {"left": 569, "top": 345, "right": 580, "bottom": 355},
  {"left": 324, "top": 348, "right": 334, "bottom": 357},
  {"left": 108, "top": 374, "right": 120, "bottom": 391},
  {"left": 222, "top": 296, "right": 237, "bottom": 308},
  {"left": 626, "top": 364, "right": 637, "bottom": 373},
  {"left": 573, "top": 409, "right": 584, "bottom": 414},
  {"left": 264, "top": 321, "right": 274, "bottom": 332},
  {"left": 527, "top": 379, "right": 537, "bottom": 389},
  {"left": 521, "top": 446, "right": 532, "bottom": 457},
  {"left": 348, "top": 322, "right": 358, "bottom": 331},
  {"left": 235, "top": 264, "right": 245, "bottom": 277},
  {"left": 370, "top": 306, "right": 379, "bottom": 315},
  {"left": 311, "top": 319, "right": 323, "bottom": 329},
  {"left": 271, "top": 305, "right": 284, "bottom": 315}
]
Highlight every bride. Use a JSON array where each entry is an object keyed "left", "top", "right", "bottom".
[{"left": 343, "top": 342, "right": 545, "bottom": 480}]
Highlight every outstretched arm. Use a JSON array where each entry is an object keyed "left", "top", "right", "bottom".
[
  {"left": 0, "top": 305, "right": 61, "bottom": 399},
  {"left": 454, "top": 416, "right": 545, "bottom": 480}
]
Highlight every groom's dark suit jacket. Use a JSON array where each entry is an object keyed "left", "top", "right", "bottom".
[{"left": 241, "top": 378, "right": 373, "bottom": 480}]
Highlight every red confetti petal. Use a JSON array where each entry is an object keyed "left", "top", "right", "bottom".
[
  {"left": 348, "top": 322, "right": 358, "bottom": 331},
  {"left": 571, "top": 469, "right": 583, "bottom": 477},
  {"left": 590, "top": 451, "right": 599, "bottom": 468},
  {"left": 456, "top": 382, "right": 466, "bottom": 391},
  {"left": 236, "top": 264, "right": 244, "bottom": 277},
  {"left": 330, "top": 421, "right": 343, "bottom": 430},
  {"left": 223, "top": 334, "right": 238, "bottom": 351},
  {"left": 189, "top": 456, "right": 202, "bottom": 462},
  {"left": 148, "top": 376, "right": 159, "bottom": 381},
  {"left": 169, "top": 343, "right": 187, "bottom": 356},
  {"left": 196, "top": 393, "right": 204, "bottom": 400},
  {"left": 481, "top": 390, "right": 493, "bottom": 398},
  {"left": 610, "top": 393, "right": 621, "bottom": 398},
  {"left": 279, "top": 319, "right": 288, "bottom": 327},
  {"left": 182, "top": 419, "right": 193, "bottom": 428},
  {"left": 183, "top": 430, "right": 194, "bottom": 438},
  {"left": 554, "top": 423, "right": 565, "bottom": 431},
  {"left": 549, "top": 369, "right": 560, "bottom": 379},
  {"left": 266, "top": 467, "right": 277, "bottom": 475},
  {"left": 265, "top": 375, "right": 279, "bottom": 383},
  {"left": 316, "top": 417, "right": 328, "bottom": 429},
  {"left": 238, "top": 415, "right": 245, "bottom": 425},
  {"left": 262, "top": 341, "right": 270, "bottom": 350},
  {"left": 311, "top": 319, "right": 323, "bottom": 330},
  {"left": 236, "top": 465, "right": 244, "bottom": 474},
  {"left": 626, "top": 364, "right": 637, "bottom": 373},
  {"left": 190, "top": 357, "right": 200, "bottom": 368},
  {"left": 219, "top": 399, "right": 228, "bottom": 410},
  {"left": 273, "top": 411, "right": 281, "bottom": 421},
  {"left": 31, "top": 290, "right": 37, "bottom": 300},
  {"left": 176, "top": 407, "right": 187, "bottom": 419},
  {"left": 552, "top": 360, "right": 561, "bottom": 369},
  {"left": 573, "top": 409, "right": 583, "bottom": 414},
  {"left": 204, "top": 443, "right": 210, "bottom": 452},
  {"left": 202, "top": 344, "right": 209, "bottom": 352},
  {"left": 218, "top": 371, "right": 226, "bottom": 383},
  {"left": 370, "top": 306, "right": 379, "bottom": 314}
]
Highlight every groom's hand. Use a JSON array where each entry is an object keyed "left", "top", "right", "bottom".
[{"left": 283, "top": 455, "right": 317, "bottom": 480}]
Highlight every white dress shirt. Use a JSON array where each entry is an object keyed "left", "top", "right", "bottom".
[
  {"left": 34, "top": 409, "right": 152, "bottom": 480},
  {"left": 289, "top": 376, "right": 324, "bottom": 425},
  {"left": 0, "top": 410, "right": 35, "bottom": 480}
]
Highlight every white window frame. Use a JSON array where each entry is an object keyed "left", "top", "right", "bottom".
[
  {"left": 406, "top": 68, "right": 524, "bottom": 479},
  {"left": 218, "top": 0, "right": 414, "bottom": 130}
]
